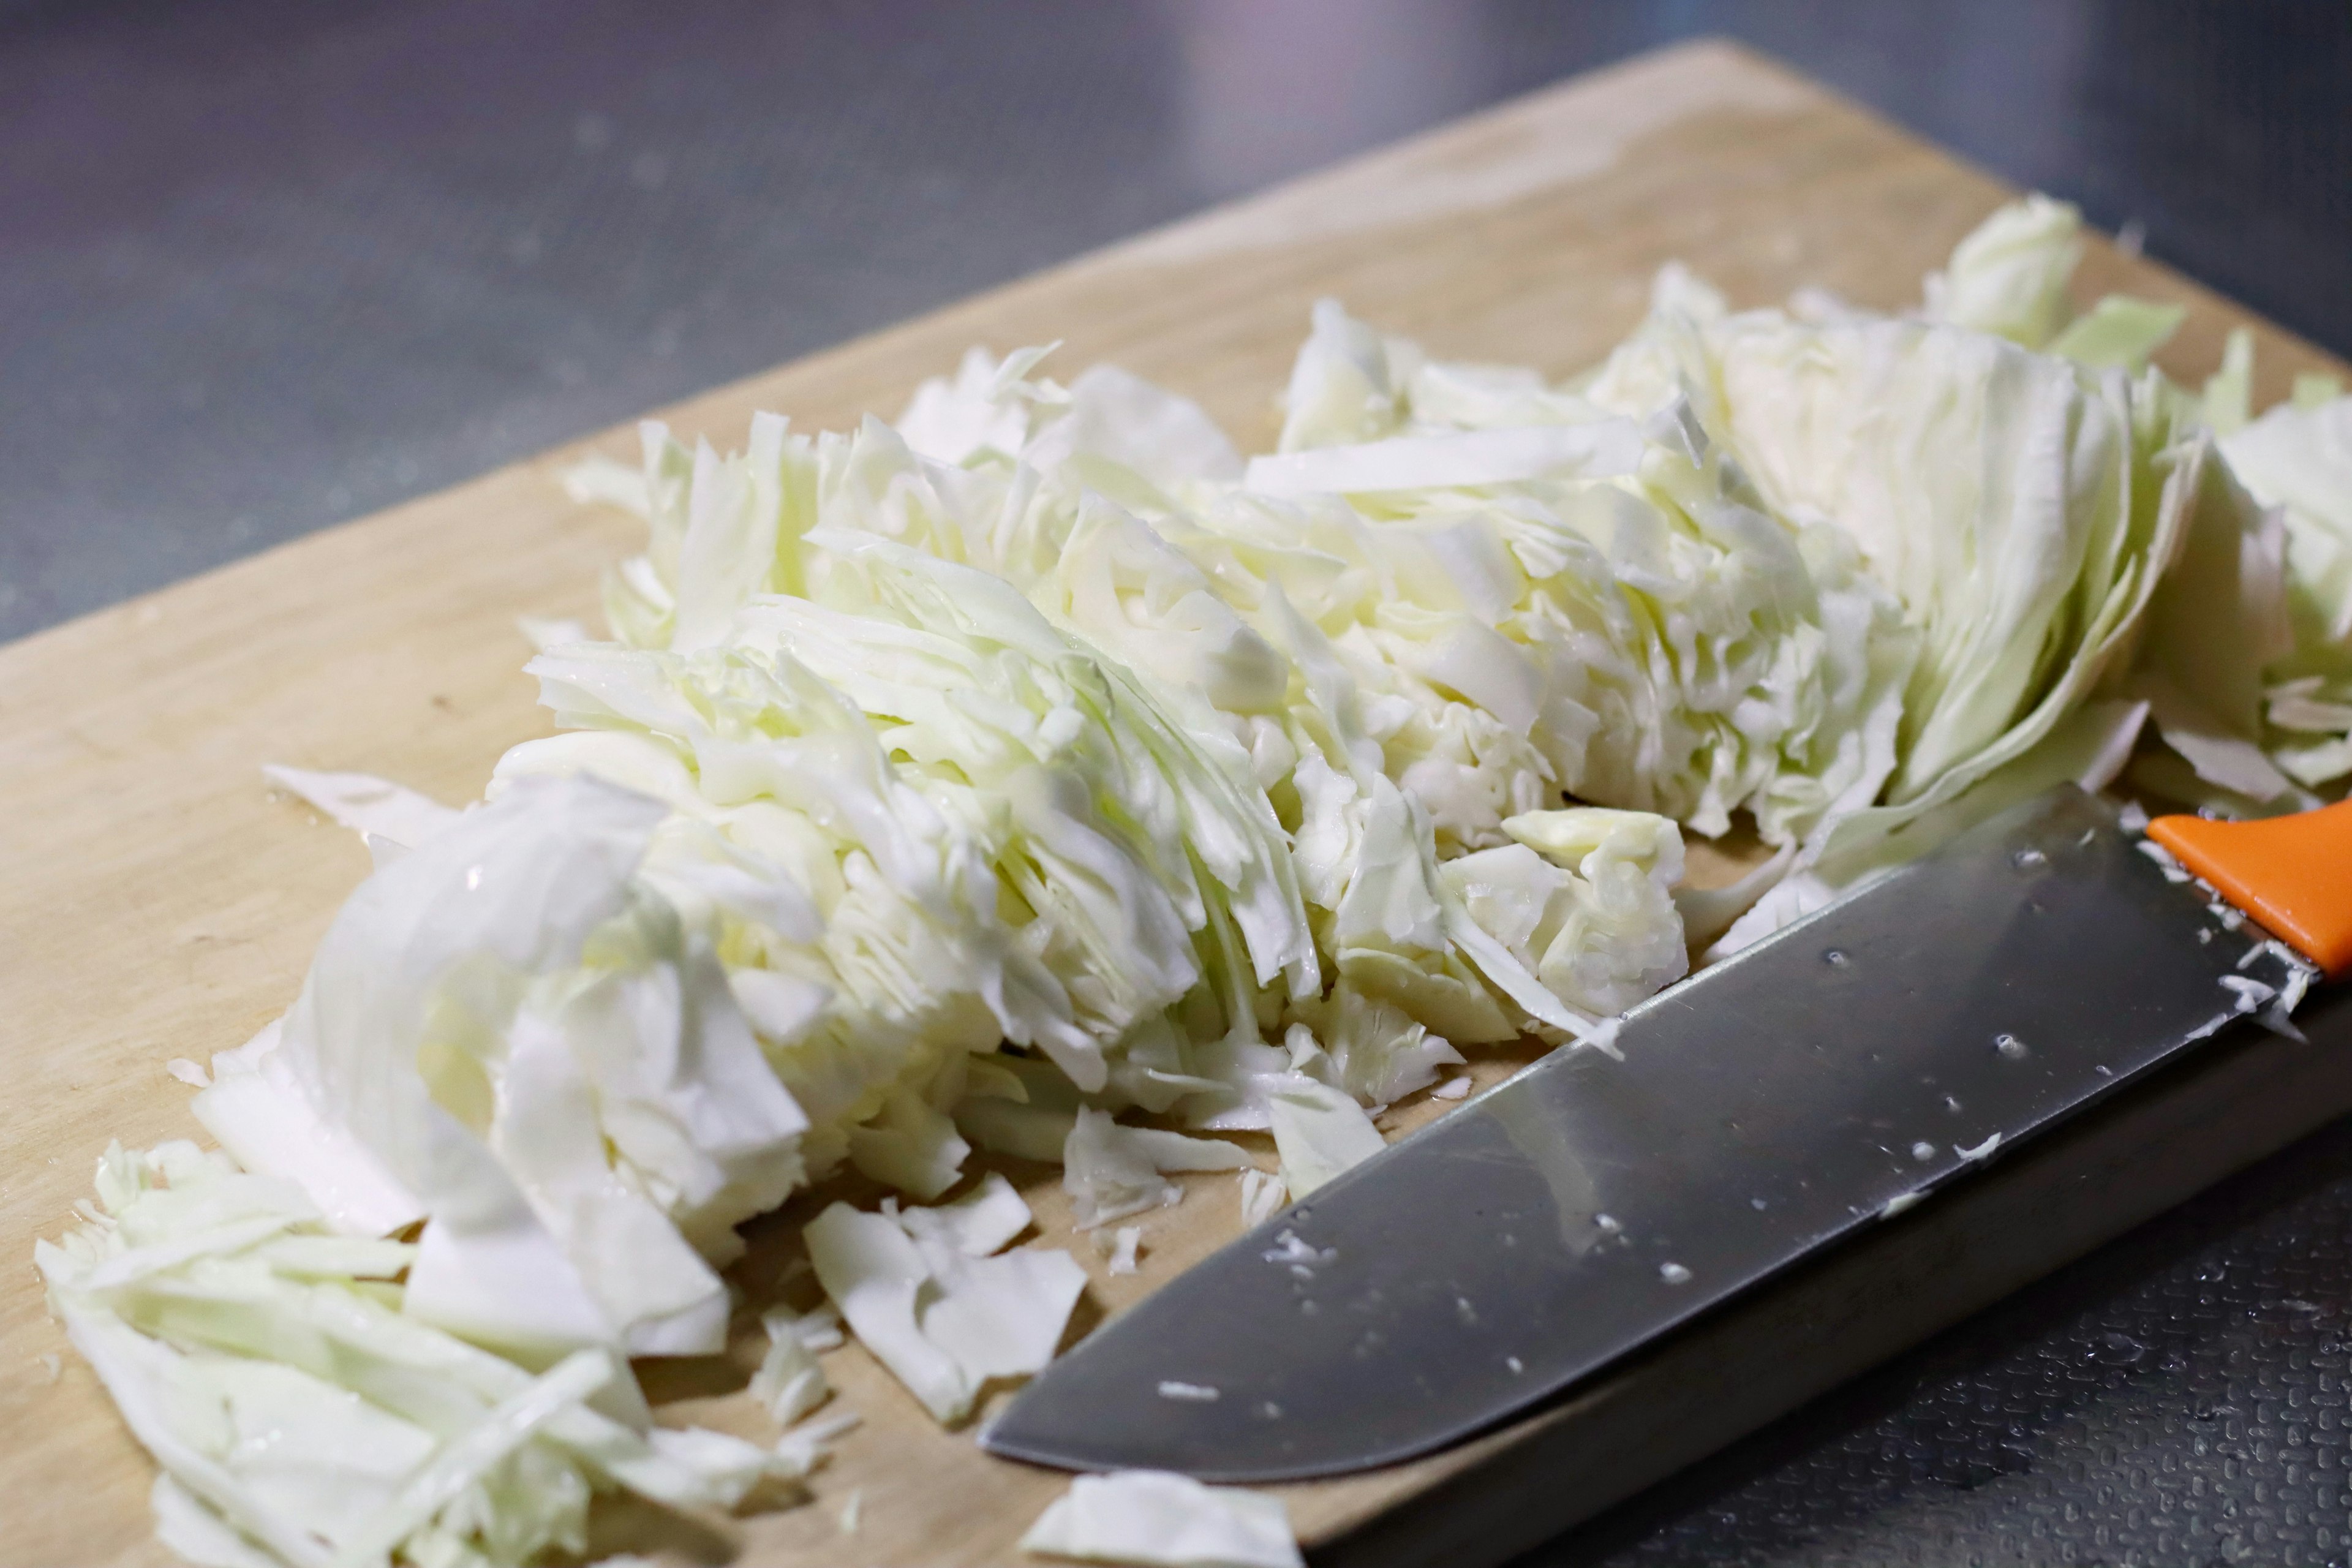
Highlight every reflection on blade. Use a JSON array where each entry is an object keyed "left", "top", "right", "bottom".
[
  {"left": 1487, "top": 1086, "right": 1608, "bottom": 1260},
  {"left": 982, "top": 788, "right": 2305, "bottom": 1480}
]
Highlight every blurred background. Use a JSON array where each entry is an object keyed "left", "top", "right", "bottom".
[
  {"left": 6, "top": 1, "right": 2349, "bottom": 646},
  {"left": 7, "top": 2, "right": 2352, "bottom": 1562}
]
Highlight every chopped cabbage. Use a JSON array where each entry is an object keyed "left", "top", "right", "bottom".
[
  {"left": 1238, "top": 1169, "right": 1289, "bottom": 1228},
  {"left": 1627, "top": 287, "right": 2186, "bottom": 816},
  {"left": 39, "top": 1142, "right": 824, "bottom": 1568},
  {"left": 1020, "top": 1470, "right": 1303, "bottom": 1568},
  {"left": 1265, "top": 1075, "right": 1387, "bottom": 1199},
  {"left": 1921, "top": 192, "right": 2083, "bottom": 349},
  {"left": 1582, "top": 194, "right": 2344, "bottom": 918},
  {"left": 2045, "top": 295, "right": 2185, "bottom": 372},
  {"left": 2221, "top": 395, "right": 2352, "bottom": 786},
  {"left": 749, "top": 1305, "right": 833, "bottom": 1428},
  {"left": 1063, "top": 1107, "right": 1259, "bottom": 1229},
  {"left": 48, "top": 186, "right": 2352, "bottom": 1566},
  {"left": 804, "top": 1180, "right": 1084, "bottom": 1424},
  {"left": 209, "top": 774, "right": 812, "bottom": 1360},
  {"left": 262, "top": 765, "right": 461, "bottom": 851}
]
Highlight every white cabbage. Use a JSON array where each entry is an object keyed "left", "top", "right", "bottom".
[
  {"left": 2046, "top": 295, "right": 2185, "bottom": 372},
  {"left": 2221, "top": 396, "right": 2352, "bottom": 786},
  {"left": 1061, "top": 1108, "right": 1259, "bottom": 1229},
  {"left": 39, "top": 1142, "right": 823, "bottom": 1568},
  {"left": 1581, "top": 195, "right": 2339, "bottom": 924},
  {"left": 262, "top": 766, "right": 462, "bottom": 851},
  {"left": 803, "top": 1182, "right": 1085, "bottom": 1425},
  {"left": 1902, "top": 195, "right": 2337, "bottom": 815},
  {"left": 1238, "top": 1169, "right": 1289, "bottom": 1228},
  {"left": 1020, "top": 1470, "right": 1303, "bottom": 1568},
  {"left": 748, "top": 1303, "right": 834, "bottom": 1428},
  {"left": 1921, "top": 192, "right": 2083, "bottom": 350},
  {"left": 1265, "top": 1076, "right": 1387, "bottom": 1199},
  {"left": 53, "top": 188, "right": 2352, "bottom": 1565},
  {"left": 1105, "top": 1225, "right": 1144, "bottom": 1276},
  {"left": 203, "top": 774, "right": 811, "bottom": 1360}
]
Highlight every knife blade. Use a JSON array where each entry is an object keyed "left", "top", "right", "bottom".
[{"left": 981, "top": 786, "right": 2321, "bottom": 1481}]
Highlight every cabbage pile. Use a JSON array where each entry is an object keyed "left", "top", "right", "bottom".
[
  {"left": 43, "top": 195, "right": 2352, "bottom": 1567},
  {"left": 39, "top": 1140, "right": 833, "bottom": 1568}
]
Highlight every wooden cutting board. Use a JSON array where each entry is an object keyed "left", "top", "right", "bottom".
[{"left": 5, "top": 39, "right": 2346, "bottom": 1568}]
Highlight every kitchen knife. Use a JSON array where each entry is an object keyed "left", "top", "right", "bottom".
[{"left": 982, "top": 785, "right": 2352, "bottom": 1482}]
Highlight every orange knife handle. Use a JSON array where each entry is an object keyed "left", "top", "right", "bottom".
[{"left": 2148, "top": 799, "right": 2352, "bottom": 980}]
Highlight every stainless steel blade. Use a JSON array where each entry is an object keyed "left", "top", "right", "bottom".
[{"left": 981, "top": 786, "right": 2313, "bottom": 1481}]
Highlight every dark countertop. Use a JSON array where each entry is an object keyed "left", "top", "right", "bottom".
[{"left": 9, "top": 3, "right": 2352, "bottom": 1563}]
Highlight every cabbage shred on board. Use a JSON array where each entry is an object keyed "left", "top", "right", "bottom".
[{"left": 39, "top": 195, "right": 2352, "bottom": 1567}]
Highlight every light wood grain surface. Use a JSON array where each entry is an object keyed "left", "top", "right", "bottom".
[{"left": 4, "top": 39, "right": 2344, "bottom": 1567}]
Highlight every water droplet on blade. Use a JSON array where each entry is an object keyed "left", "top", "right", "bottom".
[{"left": 1995, "top": 1032, "right": 2027, "bottom": 1060}]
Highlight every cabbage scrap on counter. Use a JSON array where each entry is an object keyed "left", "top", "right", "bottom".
[{"left": 40, "top": 195, "right": 2352, "bottom": 1568}]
